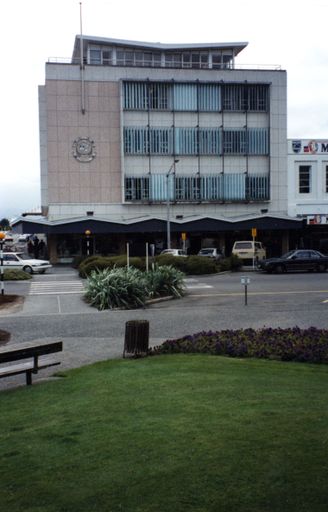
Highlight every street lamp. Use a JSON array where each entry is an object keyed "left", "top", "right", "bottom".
[
  {"left": 166, "top": 159, "right": 179, "bottom": 249},
  {"left": 0, "top": 232, "right": 5, "bottom": 296},
  {"left": 85, "top": 229, "right": 91, "bottom": 256}
]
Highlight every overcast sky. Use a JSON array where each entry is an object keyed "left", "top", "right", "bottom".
[{"left": 1, "top": 0, "right": 328, "bottom": 220}]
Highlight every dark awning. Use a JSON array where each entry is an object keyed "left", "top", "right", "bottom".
[{"left": 12, "top": 215, "right": 303, "bottom": 235}]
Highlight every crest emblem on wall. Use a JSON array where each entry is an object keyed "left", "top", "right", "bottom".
[
  {"left": 72, "top": 137, "right": 96, "bottom": 162},
  {"left": 292, "top": 140, "right": 302, "bottom": 153}
]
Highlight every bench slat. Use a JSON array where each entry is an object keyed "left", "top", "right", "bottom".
[
  {"left": 0, "top": 341, "right": 63, "bottom": 386},
  {"left": 0, "top": 361, "right": 34, "bottom": 377},
  {"left": 0, "top": 341, "right": 63, "bottom": 364}
]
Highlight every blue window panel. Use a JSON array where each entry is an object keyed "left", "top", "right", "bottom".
[
  {"left": 198, "top": 84, "right": 221, "bottom": 111},
  {"left": 173, "top": 84, "right": 198, "bottom": 110}
]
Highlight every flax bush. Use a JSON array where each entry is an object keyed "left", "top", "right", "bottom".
[
  {"left": 145, "top": 264, "right": 185, "bottom": 299},
  {"left": 84, "top": 266, "right": 148, "bottom": 310},
  {"left": 84, "top": 264, "right": 186, "bottom": 310}
]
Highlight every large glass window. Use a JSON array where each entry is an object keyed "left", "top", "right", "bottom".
[
  {"left": 148, "top": 83, "right": 170, "bottom": 110},
  {"left": 223, "top": 130, "right": 247, "bottom": 154},
  {"left": 125, "top": 174, "right": 269, "bottom": 202},
  {"left": 198, "top": 84, "right": 220, "bottom": 111},
  {"left": 222, "top": 84, "right": 268, "bottom": 111},
  {"left": 173, "top": 84, "right": 198, "bottom": 110},
  {"left": 123, "top": 81, "right": 268, "bottom": 112},
  {"left": 89, "top": 46, "right": 101, "bottom": 64},
  {"left": 165, "top": 53, "right": 182, "bottom": 67},
  {"left": 125, "top": 177, "right": 150, "bottom": 201},
  {"left": 299, "top": 165, "right": 311, "bottom": 193},
  {"left": 124, "top": 127, "right": 268, "bottom": 155}
]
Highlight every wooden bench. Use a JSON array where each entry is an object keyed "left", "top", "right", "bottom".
[{"left": 0, "top": 340, "right": 63, "bottom": 386}]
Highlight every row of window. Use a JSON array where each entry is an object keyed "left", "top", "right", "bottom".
[
  {"left": 125, "top": 174, "right": 269, "bottom": 202},
  {"left": 87, "top": 45, "right": 233, "bottom": 69},
  {"left": 124, "top": 127, "right": 269, "bottom": 155},
  {"left": 123, "top": 82, "right": 269, "bottom": 112},
  {"left": 299, "top": 165, "right": 328, "bottom": 193}
]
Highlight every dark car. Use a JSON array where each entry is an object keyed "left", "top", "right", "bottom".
[{"left": 258, "top": 249, "right": 328, "bottom": 273}]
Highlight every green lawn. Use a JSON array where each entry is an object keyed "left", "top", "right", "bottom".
[{"left": 0, "top": 355, "right": 328, "bottom": 512}]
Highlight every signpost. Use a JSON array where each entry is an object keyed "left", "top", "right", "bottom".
[
  {"left": 0, "top": 232, "right": 5, "bottom": 295},
  {"left": 85, "top": 229, "right": 91, "bottom": 257},
  {"left": 181, "top": 232, "right": 187, "bottom": 253},
  {"left": 251, "top": 228, "right": 257, "bottom": 269},
  {"left": 241, "top": 275, "right": 251, "bottom": 305}
]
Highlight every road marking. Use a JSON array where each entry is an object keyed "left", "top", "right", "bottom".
[
  {"left": 322, "top": 299, "right": 328, "bottom": 303},
  {"left": 184, "top": 278, "right": 213, "bottom": 290},
  {"left": 188, "top": 289, "right": 328, "bottom": 298},
  {"left": 29, "top": 281, "right": 85, "bottom": 295},
  {"left": 186, "top": 283, "right": 213, "bottom": 289}
]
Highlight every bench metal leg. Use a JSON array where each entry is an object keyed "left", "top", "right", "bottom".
[{"left": 26, "top": 371, "right": 32, "bottom": 386}]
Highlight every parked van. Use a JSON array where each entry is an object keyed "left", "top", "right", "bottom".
[{"left": 232, "top": 241, "right": 266, "bottom": 262}]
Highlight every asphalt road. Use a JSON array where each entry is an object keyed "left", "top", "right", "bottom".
[{"left": 1, "top": 267, "right": 328, "bottom": 388}]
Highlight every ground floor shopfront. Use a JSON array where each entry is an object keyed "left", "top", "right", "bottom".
[{"left": 12, "top": 214, "right": 304, "bottom": 264}]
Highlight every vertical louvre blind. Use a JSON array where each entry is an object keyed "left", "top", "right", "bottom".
[
  {"left": 124, "top": 127, "right": 268, "bottom": 155},
  {"left": 123, "top": 81, "right": 268, "bottom": 112},
  {"left": 125, "top": 174, "right": 269, "bottom": 202}
]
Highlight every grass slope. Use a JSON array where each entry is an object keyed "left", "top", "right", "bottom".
[{"left": 0, "top": 355, "right": 327, "bottom": 512}]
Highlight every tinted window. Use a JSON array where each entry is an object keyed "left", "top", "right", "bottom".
[{"left": 235, "top": 242, "right": 252, "bottom": 249}]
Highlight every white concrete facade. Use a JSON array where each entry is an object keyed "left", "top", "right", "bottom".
[{"left": 288, "top": 138, "right": 328, "bottom": 223}]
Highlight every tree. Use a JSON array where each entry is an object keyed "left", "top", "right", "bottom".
[{"left": 0, "top": 218, "right": 11, "bottom": 230}]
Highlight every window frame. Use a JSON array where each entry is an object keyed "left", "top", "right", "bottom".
[{"left": 299, "top": 165, "right": 311, "bottom": 194}]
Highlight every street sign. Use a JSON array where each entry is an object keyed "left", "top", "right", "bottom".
[
  {"left": 251, "top": 228, "right": 257, "bottom": 238},
  {"left": 240, "top": 276, "right": 251, "bottom": 285},
  {"left": 181, "top": 232, "right": 187, "bottom": 241}
]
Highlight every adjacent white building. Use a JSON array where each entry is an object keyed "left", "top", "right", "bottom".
[{"left": 288, "top": 138, "right": 328, "bottom": 222}]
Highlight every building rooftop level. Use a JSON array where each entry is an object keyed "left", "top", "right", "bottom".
[{"left": 67, "top": 35, "right": 249, "bottom": 70}]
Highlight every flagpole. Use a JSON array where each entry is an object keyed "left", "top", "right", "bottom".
[{"left": 80, "top": 2, "right": 85, "bottom": 114}]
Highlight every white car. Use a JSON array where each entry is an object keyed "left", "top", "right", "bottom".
[
  {"left": 1, "top": 253, "right": 52, "bottom": 274},
  {"left": 232, "top": 241, "right": 266, "bottom": 262},
  {"left": 198, "top": 248, "right": 223, "bottom": 260},
  {"left": 160, "top": 249, "right": 187, "bottom": 257}
]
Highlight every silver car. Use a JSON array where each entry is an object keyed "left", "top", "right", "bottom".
[{"left": 2, "top": 253, "right": 52, "bottom": 274}]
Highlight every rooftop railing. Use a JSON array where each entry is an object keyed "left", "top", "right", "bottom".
[{"left": 47, "top": 57, "right": 281, "bottom": 71}]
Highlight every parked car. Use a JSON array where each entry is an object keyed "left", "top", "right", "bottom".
[
  {"left": 197, "top": 248, "right": 223, "bottom": 260},
  {"left": 257, "top": 249, "right": 328, "bottom": 273},
  {"left": 160, "top": 249, "right": 187, "bottom": 257},
  {"left": 232, "top": 241, "right": 266, "bottom": 262},
  {"left": 2, "top": 253, "right": 52, "bottom": 274}
]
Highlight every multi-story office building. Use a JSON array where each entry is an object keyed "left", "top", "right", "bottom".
[
  {"left": 14, "top": 35, "right": 300, "bottom": 261},
  {"left": 288, "top": 138, "right": 328, "bottom": 251}
]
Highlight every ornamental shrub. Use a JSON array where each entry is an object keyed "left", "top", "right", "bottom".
[
  {"left": 185, "top": 256, "right": 218, "bottom": 275},
  {"left": 85, "top": 266, "right": 148, "bottom": 310},
  {"left": 145, "top": 264, "right": 185, "bottom": 298},
  {"left": 155, "top": 254, "right": 188, "bottom": 272},
  {"left": 4, "top": 269, "right": 32, "bottom": 280},
  {"left": 79, "top": 257, "right": 116, "bottom": 277},
  {"left": 151, "top": 327, "right": 328, "bottom": 364},
  {"left": 79, "top": 255, "right": 145, "bottom": 277},
  {"left": 218, "top": 255, "right": 243, "bottom": 272}
]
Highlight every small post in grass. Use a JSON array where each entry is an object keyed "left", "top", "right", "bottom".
[
  {"left": 241, "top": 276, "right": 250, "bottom": 306},
  {"left": 0, "top": 232, "right": 5, "bottom": 296}
]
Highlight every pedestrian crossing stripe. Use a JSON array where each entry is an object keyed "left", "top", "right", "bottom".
[{"left": 29, "top": 281, "right": 85, "bottom": 296}]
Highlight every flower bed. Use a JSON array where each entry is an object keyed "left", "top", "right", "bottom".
[{"left": 151, "top": 327, "right": 328, "bottom": 364}]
